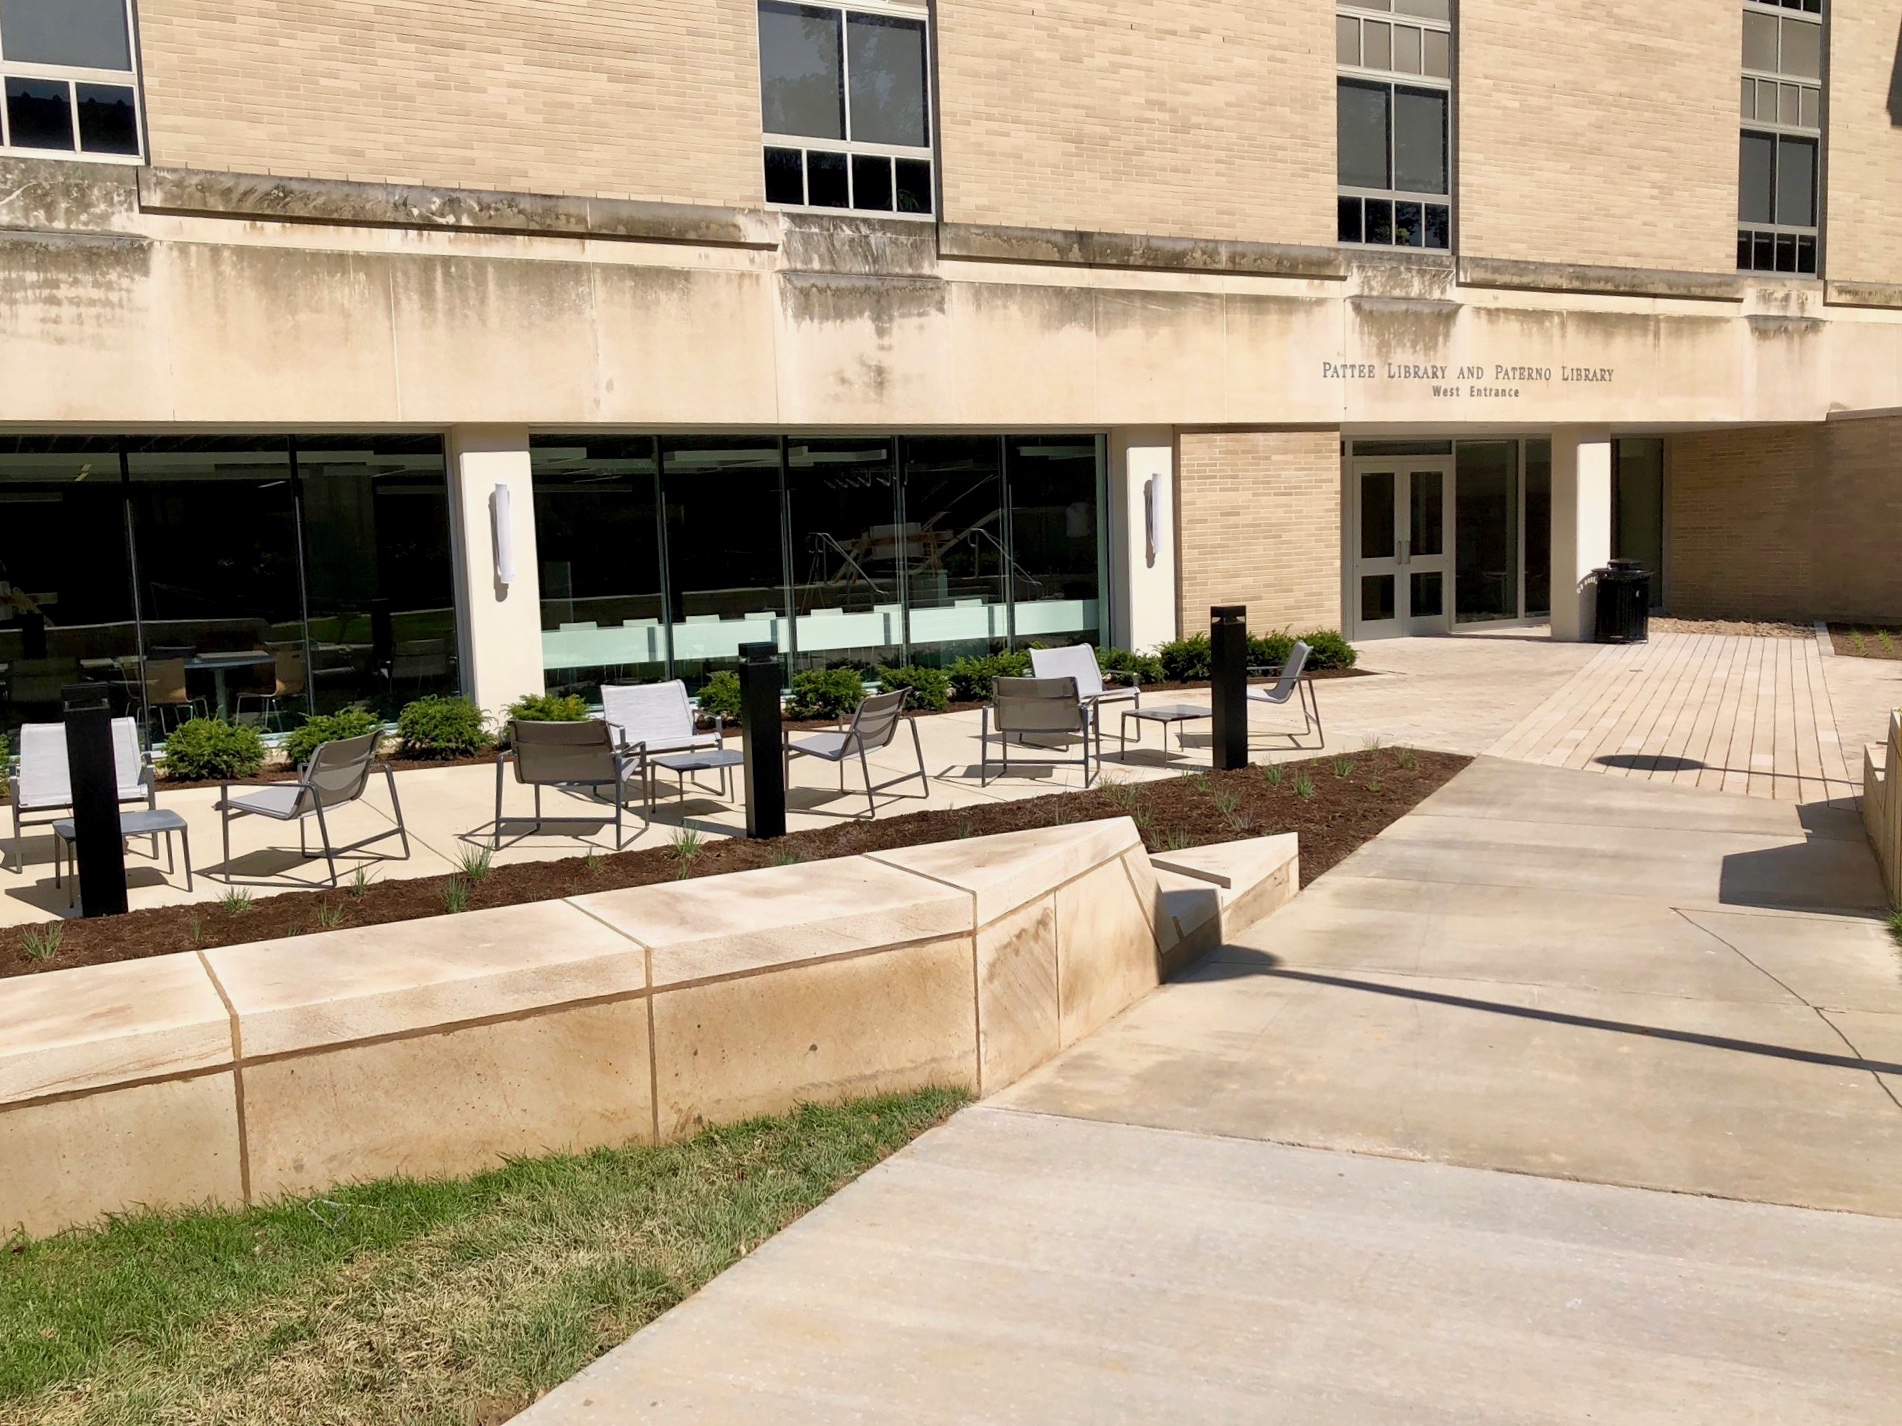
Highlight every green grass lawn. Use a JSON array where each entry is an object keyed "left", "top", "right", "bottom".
[{"left": 1, "top": 1087, "right": 967, "bottom": 1426}]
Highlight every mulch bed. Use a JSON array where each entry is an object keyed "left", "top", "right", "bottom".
[
  {"left": 1, "top": 747, "right": 1467, "bottom": 980},
  {"left": 1828, "top": 623, "right": 1902, "bottom": 661}
]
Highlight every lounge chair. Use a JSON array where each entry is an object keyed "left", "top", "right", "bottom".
[
  {"left": 1246, "top": 640, "right": 1323, "bottom": 749},
  {"left": 783, "top": 688, "right": 929, "bottom": 817},
  {"left": 494, "top": 719, "right": 642, "bottom": 850},
  {"left": 1029, "top": 644, "right": 1136, "bottom": 762},
  {"left": 6, "top": 718, "right": 157, "bottom": 873},
  {"left": 216, "top": 731, "right": 410, "bottom": 886},
  {"left": 980, "top": 675, "right": 1096, "bottom": 787},
  {"left": 600, "top": 680, "right": 724, "bottom": 811}
]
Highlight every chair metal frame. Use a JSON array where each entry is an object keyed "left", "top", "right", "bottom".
[
  {"left": 216, "top": 731, "right": 411, "bottom": 887},
  {"left": 783, "top": 688, "right": 930, "bottom": 818},
  {"left": 494, "top": 718, "right": 643, "bottom": 850},
  {"left": 6, "top": 718, "right": 157, "bottom": 874},
  {"left": 600, "top": 680, "right": 724, "bottom": 814},
  {"left": 1246, "top": 640, "right": 1325, "bottom": 750},
  {"left": 979, "top": 675, "right": 1098, "bottom": 788}
]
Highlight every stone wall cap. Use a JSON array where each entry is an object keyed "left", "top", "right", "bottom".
[
  {"left": 0, "top": 954, "right": 231, "bottom": 1105},
  {"left": 1151, "top": 832, "right": 1299, "bottom": 892},
  {"left": 938, "top": 222, "right": 1348, "bottom": 279},
  {"left": 1823, "top": 280, "right": 1902, "bottom": 311},
  {"left": 204, "top": 899, "right": 646, "bottom": 1060},
  {"left": 137, "top": 167, "right": 780, "bottom": 249},
  {"left": 1457, "top": 254, "right": 1746, "bottom": 303},
  {"left": 866, "top": 817, "right": 1142, "bottom": 926}
]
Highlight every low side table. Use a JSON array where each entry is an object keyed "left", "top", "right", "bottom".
[
  {"left": 1118, "top": 702, "right": 1213, "bottom": 759},
  {"left": 648, "top": 748, "right": 744, "bottom": 809},
  {"left": 52, "top": 808, "right": 193, "bottom": 908}
]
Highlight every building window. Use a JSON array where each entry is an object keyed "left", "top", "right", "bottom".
[
  {"left": 1336, "top": 0, "right": 1451, "bottom": 250},
  {"left": 1738, "top": 0, "right": 1822, "bottom": 273},
  {"left": 0, "top": 0, "right": 142, "bottom": 161},
  {"left": 758, "top": 1, "right": 934, "bottom": 218}
]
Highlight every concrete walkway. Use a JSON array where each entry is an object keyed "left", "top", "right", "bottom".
[{"left": 518, "top": 755, "right": 1902, "bottom": 1424}]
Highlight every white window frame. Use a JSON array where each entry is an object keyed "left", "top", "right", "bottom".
[
  {"left": 1336, "top": 1, "right": 1453, "bottom": 251},
  {"left": 1737, "top": 0, "right": 1824, "bottom": 273},
  {"left": 759, "top": 0, "right": 935, "bottom": 221},
  {"left": 0, "top": 0, "right": 145, "bottom": 165}
]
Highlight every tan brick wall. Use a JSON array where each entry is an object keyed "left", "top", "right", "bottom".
[
  {"left": 137, "top": 0, "right": 763, "bottom": 207},
  {"left": 1176, "top": 431, "right": 1342, "bottom": 635},
  {"left": 936, "top": 2, "right": 1335, "bottom": 245},
  {"left": 1666, "top": 418, "right": 1902, "bottom": 622},
  {"left": 1459, "top": 0, "right": 1739, "bottom": 273},
  {"left": 1823, "top": 1, "right": 1902, "bottom": 287}
]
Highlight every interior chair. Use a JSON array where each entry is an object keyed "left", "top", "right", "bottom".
[
  {"left": 216, "top": 731, "right": 408, "bottom": 886},
  {"left": 980, "top": 675, "right": 1096, "bottom": 788},
  {"left": 1246, "top": 640, "right": 1323, "bottom": 750},
  {"left": 494, "top": 718, "right": 641, "bottom": 850},
  {"left": 145, "top": 657, "right": 206, "bottom": 734},
  {"left": 236, "top": 646, "right": 307, "bottom": 731},
  {"left": 7, "top": 718, "right": 156, "bottom": 873},
  {"left": 783, "top": 688, "right": 929, "bottom": 817}
]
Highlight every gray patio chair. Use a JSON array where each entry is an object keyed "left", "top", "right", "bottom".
[
  {"left": 1246, "top": 640, "right": 1323, "bottom": 749},
  {"left": 494, "top": 718, "right": 642, "bottom": 850},
  {"left": 6, "top": 718, "right": 156, "bottom": 873},
  {"left": 980, "top": 675, "right": 1096, "bottom": 787},
  {"left": 600, "top": 680, "right": 723, "bottom": 811},
  {"left": 783, "top": 688, "right": 929, "bottom": 817},
  {"left": 216, "top": 731, "right": 410, "bottom": 886},
  {"left": 1029, "top": 643, "right": 1136, "bottom": 764}
]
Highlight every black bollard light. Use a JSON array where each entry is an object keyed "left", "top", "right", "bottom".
[
  {"left": 65, "top": 706, "right": 129, "bottom": 917},
  {"left": 737, "top": 641, "right": 787, "bottom": 839},
  {"left": 1209, "top": 605, "right": 1249, "bottom": 772}
]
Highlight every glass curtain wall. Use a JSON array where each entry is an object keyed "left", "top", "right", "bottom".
[
  {"left": 900, "top": 436, "right": 1008, "bottom": 664},
  {"left": 1453, "top": 442, "right": 1518, "bottom": 623},
  {"left": 297, "top": 436, "right": 459, "bottom": 712},
  {"left": 1007, "top": 437, "right": 1104, "bottom": 646},
  {"left": 661, "top": 437, "right": 789, "bottom": 686},
  {"left": 0, "top": 435, "right": 458, "bottom": 744},
  {"left": 530, "top": 433, "right": 1107, "bottom": 692},
  {"left": 530, "top": 437, "right": 667, "bottom": 698},
  {"left": 0, "top": 439, "right": 141, "bottom": 730},
  {"left": 787, "top": 438, "right": 903, "bottom": 670}
]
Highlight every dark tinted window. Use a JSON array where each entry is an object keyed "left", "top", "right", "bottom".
[
  {"left": 1738, "top": 132, "right": 1775, "bottom": 224},
  {"left": 1338, "top": 79, "right": 1390, "bottom": 189},
  {"left": 5, "top": 77, "right": 71, "bottom": 149},
  {"left": 846, "top": 12, "right": 927, "bottom": 146},
  {"left": 75, "top": 82, "right": 136, "bottom": 154},
  {"left": 1775, "top": 134, "right": 1816, "bottom": 227},
  {"left": 1393, "top": 86, "right": 1448, "bottom": 194}
]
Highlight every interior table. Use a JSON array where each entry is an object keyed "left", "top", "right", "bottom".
[{"left": 186, "top": 651, "right": 277, "bottom": 720}]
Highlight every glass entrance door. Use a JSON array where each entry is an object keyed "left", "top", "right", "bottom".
[{"left": 1353, "top": 459, "right": 1452, "bottom": 637}]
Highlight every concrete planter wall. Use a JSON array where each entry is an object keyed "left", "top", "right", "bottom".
[
  {"left": 0, "top": 819, "right": 1296, "bottom": 1238},
  {"left": 1864, "top": 711, "right": 1901, "bottom": 908}
]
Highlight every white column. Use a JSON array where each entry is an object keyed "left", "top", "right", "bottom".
[
  {"left": 1106, "top": 428, "right": 1178, "bottom": 652},
  {"left": 1549, "top": 426, "right": 1613, "bottom": 642},
  {"left": 446, "top": 425, "right": 545, "bottom": 718}
]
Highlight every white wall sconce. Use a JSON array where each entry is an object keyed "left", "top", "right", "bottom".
[
  {"left": 490, "top": 483, "right": 515, "bottom": 588},
  {"left": 1143, "top": 476, "right": 1160, "bottom": 568}
]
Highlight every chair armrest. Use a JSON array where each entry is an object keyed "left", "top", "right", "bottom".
[
  {"left": 712, "top": 714, "right": 725, "bottom": 748},
  {"left": 1100, "top": 669, "right": 1140, "bottom": 687}
]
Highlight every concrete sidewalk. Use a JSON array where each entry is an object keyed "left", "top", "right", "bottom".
[{"left": 517, "top": 755, "right": 1902, "bottom": 1424}]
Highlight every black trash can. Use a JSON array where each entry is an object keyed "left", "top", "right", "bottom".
[{"left": 1593, "top": 559, "right": 1651, "bottom": 643}]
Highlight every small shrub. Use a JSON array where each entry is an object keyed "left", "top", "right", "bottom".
[
  {"left": 1294, "top": 773, "right": 1315, "bottom": 799},
  {"left": 947, "top": 651, "right": 1031, "bottom": 702},
  {"left": 697, "top": 671, "right": 743, "bottom": 722},
  {"left": 0, "top": 732, "right": 11, "bottom": 800},
  {"left": 1298, "top": 629, "right": 1358, "bottom": 670},
  {"left": 283, "top": 708, "right": 382, "bottom": 768},
  {"left": 220, "top": 888, "right": 255, "bottom": 916},
  {"left": 187, "top": 914, "right": 203, "bottom": 947},
  {"left": 1247, "top": 632, "right": 1296, "bottom": 671},
  {"left": 786, "top": 667, "right": 866, "bottom": 721},
  {"left": 1156, "top": 634, "right": 1211, "bottom": 683},
  {"left": 163, "top": 718, "right": 266, "bottom": 782},
  {"left": 1161, "top": 828, "right": 1194, "bottom": 852},
  {"left": 1332, "top": 756, "right": 1356, "bottom": 778},
  {"left": 456, "top": 845, "right": 494, "bottom": 883},
  {"left": 397, "top": 695, "right": 492, "bottom": 759},
  {"left": 770, "top": 847, "right": 802, "bottom": 867},
  {"left": 1097, "top": 647, "right": 1165, "bottom": 686},
  {"left": 1394, "top": 748, "right": 1418, "bottom": 771},
  {"left": 348, "top": 867, "right": 374, "bottom": 899},
  {"left": 441, "top": 874, "right": 471, "bottom": 914},
  {"left": 873, "top": 663, "right": 951, "bottom": 712},
  {"left": 21, "top": 921, "right": 62, "bottom": 962},
  {"left": 314, "top": 899, "right": 345, "bottom": 929},
  {"left": 1259, "top": 762, "right": 1286, "bottom": 787},
  {"left": 583, "top": 850, "right": 606, "bottom": 876},
  {"left": 1098, "top": 778, "right": 1143, "bottom": 810},
  {"left": 506, "top": 692, "right": 591, "bottom": 723},
  {"left": 1889, "top": 909, "right": 1902, "bottom": 948}
]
